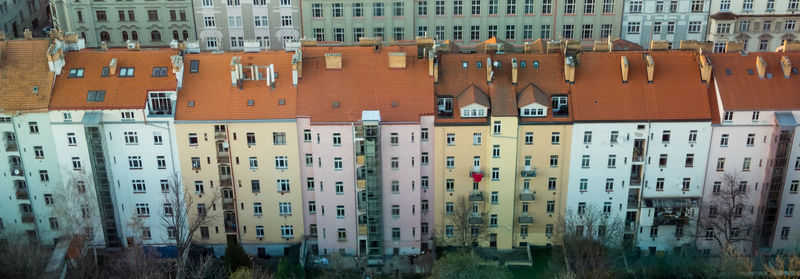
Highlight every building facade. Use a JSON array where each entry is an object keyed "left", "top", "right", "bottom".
[
  {"left": 621, "top": 0, "right": 710, "bottom": 49},
  {"left": 1, "top": 0, "right": 51, "bottom": 38},
  {"left": 49, "top": 0, "right": 196, "bottom": 48},
  {"left": 707, "top": 0, "right": 800, "bottom": 52},
  {"left": 193, "top": 0, "right": 301, "bottom": 51},
  {"left": 301, "top": 0, "right": 623, "bottom": 47}
]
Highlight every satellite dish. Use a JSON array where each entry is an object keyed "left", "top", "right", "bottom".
[
  {"left": 169, "top": 94, "right": 177, "bottom": 101},
  {"left": 13, "top": 169, "right": 20, "bottom": 175},
  {"left": 222, "top": 141, "right": 229, "bottom": 148}
]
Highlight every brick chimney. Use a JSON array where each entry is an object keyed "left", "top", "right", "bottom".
[
  {"left": 725, "top": 41, "right": 744, "bottom": 53},
  {"left": 292, "top": 50, "right": 303, "bottom": 86},
  {"left": 620, "top": 56, "right": 629, "bottom": 83},
  {"left": 109, "top": 58, "right": 118, "bottom": 76},
  {"left": 564, "top": 56, "right": 576, "bottom": 83},
  {"left": 644, "top": 54, "right": 654, "bottom": 83},
  {"left": 511, "top": 58, "right": 518, "bottom": 85},
  {"left": 593, "top": 40, "right": 611, "bottom": 52},
  {"left": 325, "top": 53, "right": 342, "bottom": 69},
  {"left": 781, "top": 56, "right": 792, "bottom": 78},
  {"left": 486, "top": 57, "right": 492, "bottom": 84},
  {"left": 23, "top": 29, "right": 32, "bottom": 40},
  {"left": 756, "top": 56, "right": 766, "bottom": 79},
  {"left": 433, "top": 60, "right": 439, "bottom": 83},
  {"left": 650, "top": 40, "right": 670, "bottom": 51},
  {"left": 699, "top": 55, "right": 712, "bottom": 83},
  {"left": 388, "top": 52, "right": 406, "bottom": 68}
]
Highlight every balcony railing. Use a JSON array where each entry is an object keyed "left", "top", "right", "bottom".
[
  {"left": 21, "top": 212, "right": 34, "bottom": 223},
  {"left": 520, "top": 167, "right": 536, "bottom": 177},
  {"left": 216, "top": 151, "right": 230, "bottom": 164},
  {"left": 469, "top": 191, "right": 484, "bottom": 201},
  {"left": 4, "top": 140, "right": 17, "bottom": 152},
  {"left": 223, "top": 199, "right": 234, "bottom": 211},
  {"left": 214, "top": 131, "right": 227, "bottom": 140},
  {"left": 224, "top": 219, "right": 237, "bottom": 233},
  {"left": 359, "top": 224, "right": 367, "bottom": 235},
  {"left": 16, "top": 189, "right": 29, "bottom": 200},
  {"left": 10, "top": 164, "right": 22, "bottom": 176},
  {"left": 220, "top": 175, "right": 232, "bottom": 187},
  {"left": 468, "top": 216, "right": 483, "bottom": 224},
  {"left": 653, "top": 215, "right": 690, "bottom": 226},
  {"left": 519, "top": 193, "right": 534, "bottom": 201},
  {"left": 518, "top": 216, "right": 533, "bottom": 223},
  {"left": 628, "top": 197, "right": 640, "bottom": 208},
  {"left": 469, "top": 169, "right": 484, "bottom": 183}
]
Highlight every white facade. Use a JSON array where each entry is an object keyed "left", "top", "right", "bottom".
[
  {"left": 194, "top": 0, "right": 301, "bottom": 51},
  {"left": 49, "top": 96, "right": 182, "bottom": 248},
  {"left": 707, "top": 0, "right": 800, "bottom": 52},
  {"left": 622, "top": 0, "right": 710, "bottom": 49}
]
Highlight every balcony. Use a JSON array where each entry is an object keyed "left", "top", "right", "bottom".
[
  {"left": 216, "top": 151, "right": 230, "bottom": 164},
  {"left": 356, "top": 155, "right": 365, "bottom": 165},
  {"left": 214, "top": 131, "right": 227, "bottom": 140},
  {"left": 628, "top": 197, "right": 640, "bottom": 208},
  {"left": 15, "top": 188, "right": 29, "bottom": 200},
  {"left": 220, "top": 175, "right": 232, "bottom": 187},
  {"left": 21, "top": 212, "right": 34, "bottom": 223},
  {"left": 654, "top": 215, "right": 689, "bottom": 226},
  {"left": 519, "top": 193, "right": 534, "bottom": 201},
  {"left": 357, "top": 179, "right": 366, "bottom": 190},
  {"left": 4, "top": 140, "right": 17, "bottom": 152},
  {"left": 224, "top": 212, "right": 237, "bottom": 233},
  {"left": 359, "top": 224, "right": 367, "bottom": 235},
  {"left": 468, "top": 216, "right": 483, "bottom": 224},
  {"left": 469, "top": 169, "right": 484, "bottom": 183},
  {"left": 520, "top": 167, "right": 536, "bottom": 177},
  {"left": 10, "top": 163, "right": 22, "bottom": 176},
  {"left": 223, "top": 199, "right": 234, "bottom": 211},
  {"left": 469, "top": 191, "right": 484, "bottom": 201},
  {"left": 518, "top": 216, "right": 533, "bottom": 223}
]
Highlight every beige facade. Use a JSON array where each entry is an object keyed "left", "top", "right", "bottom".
[{"left": 707, "top": 0, "right": 800, "bottom": 52}]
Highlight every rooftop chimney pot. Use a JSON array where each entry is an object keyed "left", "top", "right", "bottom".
[{"left": 23, "top": 29, "right": 32, "bottom": 40}]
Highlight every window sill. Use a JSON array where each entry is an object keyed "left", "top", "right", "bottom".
[{"left": 130, "top": 168, "right": 143, "bottom": 170}]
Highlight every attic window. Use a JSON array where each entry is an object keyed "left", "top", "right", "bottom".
[
  {"left": 792, "top": 68, "right": 799, "bottom": 75},
  {"left": 101, "top": 67, "right": 110, "bottom": 77},
  {"left": 332, "top": 101, "right": 340, "bottom": 108},
  {"left": 476, "top": 61, "right": 482, "bottom": 68},
  {"left": 188, "top": 101, "right": 195, "bottom": 107},
  {"left": 725, "top": 69, "right": 732, "bottom": 75},
  {"left": 520, "top": 61, "right": 526, "bottom": 68},
  {"left": 747, "top": 68, "right": 754, "bottom": 75},
  {"left": 461, "top": 108, "right": 487, "bottom": 118},
  {"left": 462, "top": 61, "right": 468, "bottom": 68},
  {"left": 190, "top": 60, "right": 199, "bottom": 73},
  {"left": 495, "top": 61, "right": 501, "bottom": 68},
  {"left": 68, "top": 68, "right": 84, "bottom": 78},
  {"left": 279, "top": 99, "right": 285, "bottom": 105},
  {"left": 391, "top": 100, "right": 398, "bottom": 107},
  {"left": 32, "top": 86, "right": 39, "bottom": 93},
  {"left": 152, "top": 67, "right": 168, "bottom": 77},
  {"left": 520, "top": 108, "right": 545, "bottom": 117},
  {"left": 247, "top": 100, "right": 254, "bottom": 106},
  {"left": 119, "top": 67, "right": 135, "bottom": 77},
  {"left": 86, "top": 90, "right": 106, "bottom": 102},
  {"left": 533, "top": 61, "right": 540, "bottom": 68},
  {"left": 766, "top": 73, "right": 773, "bottom": 79}
]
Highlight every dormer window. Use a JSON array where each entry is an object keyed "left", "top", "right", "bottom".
[
  {"left": 101, "top": 67, "right": 110, "bottom": 77},
  {"left": 460, "top": 107, "right": 487, "bottom": 118},
  {"left": 551, "top": 96, "right": 568, "bottom": 116},
  {"left": 521, "top": 107, "right": 545, "bottom": 117},
  {"left": 68, "top": 68, "right": 84, "bottom": 78},
  {"left": 119, "top": 67, "right": 135, "bottom": 77},
  {"left": 148, "top": 92, "right": 173, "bottom": 116},
  {"left": 723, "top": 111, "right": 733, "bottom": 121},
  {"left": 476, "top": 61, "right": 483, "bottom": 68},
  {"left": 437, "top": 97, "right": 453, "bottom": 117},
  {"left": 151, "top": 67, "right": 168, "bottom": 77}
]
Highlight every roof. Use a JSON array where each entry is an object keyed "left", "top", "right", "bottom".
[
  {"left": 570, "top": 51, "right": 711, "bottom": 122},
  {"left": 297, "top": 46, "right": 433, "bottom": 123},
  {"left": 710, "top": 12, "right": 737, "bottom": 20},
  {"left": 708, "top": 52, "right": 800, "bottom": 111},
  {"left": 50, "top": 48, "right": 178, "bottom": 110},
  {"left": 612, "top": 39, "right": 645, "bottom": 52},
  {"left": 434, "top": 52, "right": 571, "bottom": 124},
  {"left": 176, "top": 51, "right": 297, "bottom": 121},
  {"left": 456, "top": 84, "right": 490, "bottom": 108},
  {"left": 0, "top": 39, "right": 55, "bottom": 113},
  {"left": 516, "top": 83, "right": 549, "bottom": 108}
]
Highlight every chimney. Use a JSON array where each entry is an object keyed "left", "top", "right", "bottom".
[
  {"left": 620, "top": 56, "right": 629, "bottom": 83},
  {"left": 0, "top": 31, "right": 5, "bottom": 41},
  {"left": 546, "top": 41, "right": 561, "bottom": 53},
  {"left": 325, "top": 53, "right": 342, "bottom": 69},
  {"left": 388, "top": 52, "right": 406, "bottom": 68},
  {"left": 46, "top": 44, "right": 66, "bottom": 75},
  {"left": 725, "top": 41, "right": 744, "bottom": 53},
  {"left": 511, "top": 58, "right": 518, "bottom": 85},
  {"left": 564, "top": 56, "right": 576, "bottom": 83},
  {"left": 109, "top": 58, "right": 118, "bottom": 76},
  {"left": 699, "top": 55, "right": 712, "bottom": 83},
  {"left": 756, "top": 56, "right": 766, "bottom": 79},
  {"left": 100, "top": 41, "right": 108, "bottom": 51},
  {"left": 593, "top": 40, "right": 611, "bottom": 52},
  {"left": 649, "top": 40, "right": 670, "bottom": 51},
  {"left": 644, "top": 54, "right": 655, "bottom": 83},
  {"left": 434, "top": 60, "right": 439, "bottom": 83},
  {"left": 230, "top": 56, "right": 243, "bottom": 85},
  {"left": 171, "top": 55, "right": 184, "bottom": 88},
  {"left": 781, "top": 40, "right": 800, "bottom": 52},
  {"left": 781, "top": 56, "right": 792, "bottom": 78},
  {"left": 23, "top": 29, "right": 32, "bottom": 40},
  {"left": 291, "top": 50, "right": 302, "bottom": 86},
  {"left": 486, "top": 57, "right": 492, "bottom": 84}
]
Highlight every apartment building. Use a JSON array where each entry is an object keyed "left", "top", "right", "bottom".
[
  {"left": 301, "top": 0, "right": 623, "bottom": 47},
  {"left": 567, "top": 51, "right": 713, "bottom": 254},
  {"left": 698, "top": 51, "right": 800, "bottom": 255},
  {"left": 707, "top": 0, "right": 800, "bottom": 52},
  {"left": 175, "top": 51, "right": 303, "bottom": 256},
  {"left": 296, "top": 46, "right": 434, "bottom": 259},
  {"left": 48, "top": 47, "right": 183, "bottom": 248},
  {"left": 0, "top": 0, "right": 50, "bottom": 38},
  {"left": 50, "top": 0, "right": 196, "bottom": 48},
  {"left": 0, "top": 38, "right": 67, "bottom": 246},
  {"left": 193, "top": 0, "right": 301, "bottom": 51},
  {"left": 431, "top": 41, "right": 572, "bottom": 250},
  {"left": 621, "top": 0, "right": 710, "bottom": 49}
]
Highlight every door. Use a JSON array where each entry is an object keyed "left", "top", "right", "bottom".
[{"left": 489, "top": 233, "right": 497, "bottom": 248}]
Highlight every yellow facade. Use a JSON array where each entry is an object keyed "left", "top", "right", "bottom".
[
  {"left": 513, "top": 124, "right": 572, "bottom": 246},
  {"left": 175, "top": 121, "right": 304, "bottom": 249}
]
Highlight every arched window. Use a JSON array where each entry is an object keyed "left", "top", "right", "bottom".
[
  {"left": 122, "top": 31, "right": 129, "bottom": 41},
  {"left": 80, "top": 32, "right": 86, "bottom": 39},
  {"left": 99, "top": 31, "right": 110, "bottom": 42},
  {"left": 172, "top": 30, "right": 179, "bottom": 40},
  {"left": 182, "top": 30, "right": 189, "bottom": 40},
  {"left": 132, "top": 31, "right": 138, "bottom": 41},
  {"left": 151, "top": 31, "right": 161, "bottom": 41}
]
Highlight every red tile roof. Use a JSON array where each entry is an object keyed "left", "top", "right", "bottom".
[
  {"left": 570, "top": 51, "right": 711, "bottom": 122},
  {"left": 50, "top": 48, "right": 178, "bottom": 110},
  {"left": 297, "top": 46, "right": 434, "bottom": 123},
  {"left": 708, "top": 52, "right": 800, "bottom": 111},
  {"left": 176, "top": 51, "right": 297, "bottom": 121},
  {"left": 0, "top": 39, "right": 55, "bottom": 113}
]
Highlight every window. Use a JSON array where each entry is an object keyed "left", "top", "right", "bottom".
[
  {"left": 720, "top": 134, "right": 729, "bottom": 147},
  {"left": 681, "top": 178, "right": 691, "bottom": 191},
  {"left": 391, "top": 227, "right": 401, "bottom": 240},
  {"left": 39, "top": 170, "right": 50, "bottom": 182},
  {"left": 782, "top": 227, "right": 791, "bottom": 240},
  {"left": 489, "top": 214, "right": 498, "bottom": 227},
  {"left": 786, "top": 204, "right": 795, "bottom": 217},
  {"left": 583, "top": 131, "right": 592, "bottom": 144},
  {"left": 128, "top": 156, "right": 142, "bottom": 169},
  {"left": 746, "top": 134, "right": 755, "bottom": 147},
  {"left": 607, "top": 155, "right": 617, "bottom": 168},
  {"left": 577, "top": 202, "right": 586, "bottom": 215},
  {"left": 191, "top": 157, "right": 201, "bottom": 170},
  {"left": 581, "top": 155, "right": 590, "bottom": 168},
  {"left": 471, "top": 0, "right": 481, "bottom": 15},
  {"left": 741, "top": 0, "right": 753, "bottom": 10},
  {"left": 655, "top": 178, "right": 665, "bottom": 191},
  {"left": 136, "top": 203, "right": 150, "bottom": 216},
  {"left": 628, "top": 0, "right": 641, "bottom": 12},
  {"left": 272, "top": 132, "right": 286, "bottom": 145},
  {"left": 579, "top": 178, "right": 588, "bottom": 191},
  {"left": 659, "top": 130, "right": 670, "bottom": 143},
  {"left": 659, "top": 154, "right": 668, "bottom": 167},
  {"left": 281, "top": 226, "right": 294, "bottom": 238},
  {"left": 605, "top": 178, "right": 614, "bottom": 191},
  {"left": 275, "top": 156, "right": 288, "bottom": 169},
  {"left": 627, "top": 22, "right": 640, "bottom": 34},
  {"left": 446, "top": 133, "right": 455, "bottom": 145},
  {"left": 550, "top": 155, "right": 559, "bottom": 167},
  {"left": 743, "top": 157, "right": 752, "bottom": 171},
  {"left": 716, "top": 158, "right": 726, "bottom": 171},
  {"left": 31, "top": 146, "right": 44, "bottom": 158},
  {"left": 374, "top": 2, "right": 384, "bottom": 16},
  {"left": 311, "top": 3, "right": 323, "bottom": 18},
  {"left": 281, "top": 16, "right": 293, "bottom": 27},
  {"left": 392, "top": 205, "right": 400, "bottom": 217},
  {"left": 453, "top": 0, "right": 463, "bottom": 15},
  {"left": 523, "top": 132, "right": 534, "bottom": 145},
  {"left": 791, "top": 181, "right": 799, "bottom": 193},
  {"left": 277, "top": 179, "right": 290, "bottom": 192},
  {"left": 551, "top": 132, "right": 560, "bottom": 144},
  {"left": 542, "top": 0, "right": 552, "bottom": 13},
  {"left": 738, "top": 181, "right": 747, "bottom": 193},
  {"left": 716, "top": 23, "right": 731, "bottom": 34},
  {"left": 492, "top": 145, "right": 501, "bottom": 158},
  {"left": 562, "top": 24, "right": 574, "bottom": 38},
  {"left": 278, "top": 202, "right": 292, "bottom": 216},
  {"left": 391, "top": 157, "right": 399, "bottom": 169},
  {"left": 548, "top": 177, "right": 557, "bottom": 190},
  {"left": 791, "top": 0, "right": 800, "bottom": 10},
  {"left": 393, "top": 2, "right": 404, "bottom": 16},
  {"left": 491, "top": 168, "right": 500, "bottom": 180},
  {"left": 488, "top": 0, "right": 498, "bottom": 14},
  {"left": 248, "top": 157, "right": 259, "bottom": 169},
  {"left": 156, "top": 156, "right": 166, "bottom": 169}
]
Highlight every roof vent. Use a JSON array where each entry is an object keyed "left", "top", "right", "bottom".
[
  {"left": 388, "top": 52, "right": 406, "bottom": 68},
  {"left": 620, "top": 56, "right": 629, "bottom": 83},
  {"left": 325, "top": 53, "right": 342, "bottom": 69},
  {"left": 188, "top": 101, "right": 195, "bottom": 107},
  {"left": 756, "top": 56, "right": 767, "bottom": 79},
  {"left": 332, "top": 101, "right": 339, "bottom": 108},
  {"left": 747, "top": 69, "right": 754, "bottom": 75},
  {"left": 247, "top": 100, "right": 254, "bottom": 106},
  {"left": 279, "top": 99, "right": 285, "bottom": 105},
  {"left": 725, "top": 69, "right": 732, "bottom": 75},
  {"left": 391, "top": 100, "right": 398, "bottom": 107}
]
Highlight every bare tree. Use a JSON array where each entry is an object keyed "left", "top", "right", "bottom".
[
  {"left": 697, "top": 172, "right": 757, "bottom": 254},
  {"left": 52, "top": 171, "right": 102, "bottom": 243},
  {"left": 0, "top": 236, "right": 52, "bottom": 279},
  {"left": 160, "top": 175, "right": 221, "bottom": 279},
  {"left": 438, "top": 194, "right": 491, "bottom": 247},
  {"left": 552, "top": 204, "right": 625, "bottom": 279},
  {"left": 185, "top": 255, "right": 228, "bottom": 279}
]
